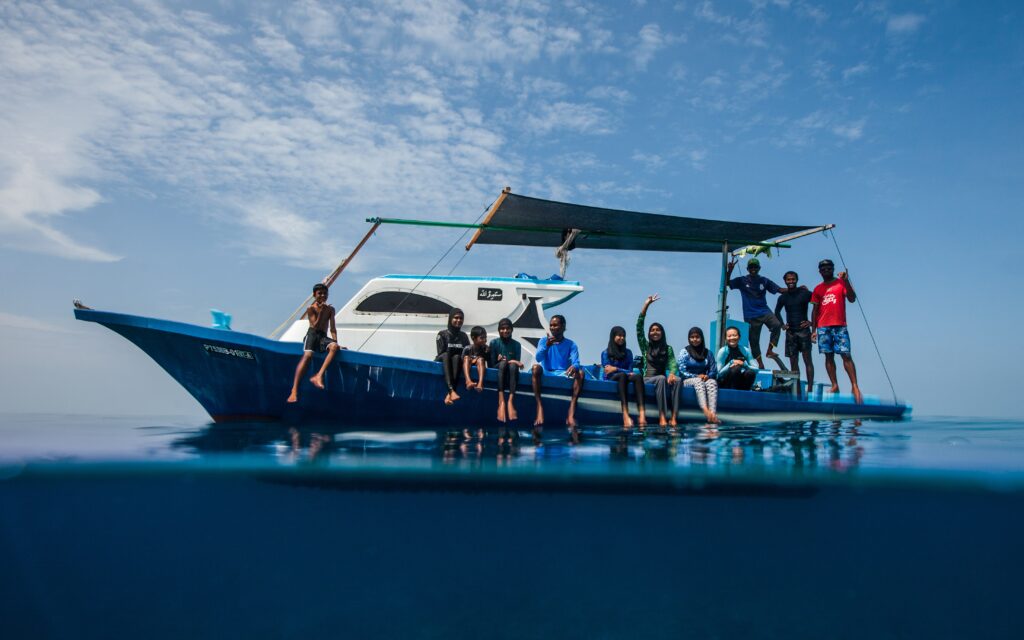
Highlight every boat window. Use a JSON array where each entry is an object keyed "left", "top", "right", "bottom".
[{"left": 354, "top": 291, "right": 454, "bottom": 315}]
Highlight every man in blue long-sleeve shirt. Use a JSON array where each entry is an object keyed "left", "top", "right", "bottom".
[{"left": 531, "top": 314, "right": 583, "bottom": 439}]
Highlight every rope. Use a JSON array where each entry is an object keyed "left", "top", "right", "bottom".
[
  {"left": 555, "top": 228, "right": 581, "bottom": 278},
  {"left": 356, "top": 200, "right": 493, "bottom": 351},
  {"left": 826, "top": 229, "right": 898, "bottom": 402},
  {"left": 270, "top": 293, "right": 314, "bottom": 340}
]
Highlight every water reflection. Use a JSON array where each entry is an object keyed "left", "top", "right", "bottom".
[{"left": 172, "top": 418, "right": 895, "bottom": 477}]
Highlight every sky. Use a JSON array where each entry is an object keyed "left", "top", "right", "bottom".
[{"left": 1, "top": 0, "right": 1022, "bottom": 419}]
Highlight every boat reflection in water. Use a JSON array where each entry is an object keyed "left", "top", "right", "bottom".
[{"left": 172, "top": 418, "right": 897, "bottom": 482}]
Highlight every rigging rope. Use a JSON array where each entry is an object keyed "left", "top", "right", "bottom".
[
  {"left": 826, "top": 229, "right": 899, "bottom": 403},
  {"left": 356, "top": 201, "right": 492, "bottom": 351},
  {"left": 555, "top": 228, "right": 581, "bottom": 278}
]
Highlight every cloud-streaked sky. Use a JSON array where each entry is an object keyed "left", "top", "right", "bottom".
[{"left": 2, "top": 0, "right": 1022, "bottom": 418}]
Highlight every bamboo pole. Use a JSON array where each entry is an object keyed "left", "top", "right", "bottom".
[{"left": 464, "top": 186, "right": 511, "bottom": 252}]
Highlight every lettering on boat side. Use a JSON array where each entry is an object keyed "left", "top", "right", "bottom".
[
  {"left": 203, "top": 344, "right": 257, "bottom": 361},
  {"left": 477, "top": 287, "right": 503, "bottom": 301}
]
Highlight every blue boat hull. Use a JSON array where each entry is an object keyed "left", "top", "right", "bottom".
[{"left": 74, "top": 309, "right": 909, "bottom": 425}]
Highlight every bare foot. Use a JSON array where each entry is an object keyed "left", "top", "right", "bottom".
[
  {"left": 852, "top": 386, "right": 863, "bottom": 404},
  {"left": 766, "top": 347, "right": 777, "bottom": 358},
  {"left": 806, "top": 384, "right": 815, "bottom": 395},
  {"left": 309, "top": 375, "right": 325, "bottom": 390},
  {"left": 669, "top": 417, "right": 677, "bottom": 427},
  {"left": 497, "top": 402, "right": 507, "bottom": 423},
  {"left": 533, "top": 410, "right": 544, "bottom": 427},
  {"left": 474, "top": 384, "right": 483, "bottom": 393},
  {"left": 287, "top": 392, "right": 299, "bottom": 403},
  {"left": 702, "top": 408, "right": 713, "bottom": 422},
  {"left": 637, "top": 412, "right": 647, "bottom": 428},
  {"left": 622, "top": 413, "right": 634, "bottom": 429},
  {"left": 828, "top": 385, "right": 840, "bottom": 394},
  {"left": 444, "top": 391, "right": 454, "bottom": 406},
  {"left": 450, "top": 390, "right": 461, "bottom": 402},
  {"left": 566, "top": 416, "right": 578, "bottom": 428},
  {"left": 466, "top": 382, "right": 477, "bottom": 392},
  {"left": 507, "top": 403, "right": 518, "bottom": 421},
  {"left": 659, "top": 415, "right": 668, "bottom": 427}
]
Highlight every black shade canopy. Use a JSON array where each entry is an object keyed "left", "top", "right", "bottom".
[{"left": 474, "top": 193, "right": 818, "bottom": 253}]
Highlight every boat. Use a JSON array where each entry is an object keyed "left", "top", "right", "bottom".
[{"left": 73, "top": 189, "right": 910, "bottom": 426}]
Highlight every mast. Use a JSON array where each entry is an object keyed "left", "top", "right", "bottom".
[{"left": 717, "top": 241, "right": 729, "bottom": 352}]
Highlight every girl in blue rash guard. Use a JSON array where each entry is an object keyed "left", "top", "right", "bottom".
[
  {"left": 678, "top": 327, "right": 720, "bottom": 424},
  {"left": 601, "top": 326, "right": 647, "bottom": 428},
  {"left": 435, "top": 308, "right": 469, "bottom": 405},
  {"left": 716, "top": 326, "right": 758, "bottom": 391}
]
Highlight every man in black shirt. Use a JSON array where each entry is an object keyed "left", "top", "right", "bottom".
[{"left": 774, "top": 271, "right": 814, "bottom": 395}]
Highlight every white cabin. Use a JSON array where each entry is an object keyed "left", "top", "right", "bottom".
[{"left": 280, "top": 275, "right": 583, "bottom": 365}]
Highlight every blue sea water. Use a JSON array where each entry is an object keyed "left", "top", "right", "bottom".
[{"left": 2, "top": 414, "right": 1023, "bottom": 639}]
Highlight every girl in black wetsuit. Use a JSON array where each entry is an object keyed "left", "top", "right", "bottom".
[{"left": 436, "top": 308, "right": 470, "bottom": 405}]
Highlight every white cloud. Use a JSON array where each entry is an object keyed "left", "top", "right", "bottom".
[
  {"left": 842, "top": 62, "right": 871, "bottom": 80},
  {"left": 633, "top": 23, "right": 666, "bottom": 70},
  {"left": 833, "top": 118, "right": 866, "bottom": 141},
  {"left": 631, "top": 152, "right": 665, "bottom": 169},
  {"left": 524, "top": 102, "right": 613, "bottom": 135},
  {"left": 586, "top": 85, "right": 634, "bottom": 104},
  {"left": 887, "top": 13, "right": 925, "bottom": 35}
]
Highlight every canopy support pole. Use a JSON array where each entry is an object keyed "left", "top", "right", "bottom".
[
  {"left": 324, "top": 220, "right": 381, "bottom": 287},
  {"left": 730, "top": 224, "right": 835, "bottom": 256},
  {"left": 718, "top": 241, "right": 729, "bottom": 351},
  {"left": 268, "top": 220, "right": 380, "bottom": 339},
  {"left": 464, "top": 186, "right": 511, "bottom": 252}
]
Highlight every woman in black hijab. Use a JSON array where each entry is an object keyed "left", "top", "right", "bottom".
[
  {"left": 435, "top": 308, "right": 469, "bottom": 404},
  {"left": 601, "top": 325, "right": 646, "bottom": 428},
  {"left": 636, "top": 295, "right": 681, "bottom": 426}
]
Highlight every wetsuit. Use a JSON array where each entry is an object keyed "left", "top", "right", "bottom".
[
  {"left": 435, "top": 328, "right": 469, "bottom": 392},
  {"left": 774, "top": 287, "right": 813, "bottom": 357},
  {"left": 488, "top": 337, "right": 522, "bottom": 393}
]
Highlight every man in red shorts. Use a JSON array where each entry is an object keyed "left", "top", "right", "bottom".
[{"left": 811, "top": 259, "right": 862, "bottom": 403}]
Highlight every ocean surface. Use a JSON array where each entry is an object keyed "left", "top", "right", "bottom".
[{"left": 2, "top": 413, "right": 1023, "bottom": 639}]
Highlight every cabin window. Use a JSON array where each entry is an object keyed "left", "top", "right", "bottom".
[{"left": 354, "top": 291, "right": 454, "bottom": 315}]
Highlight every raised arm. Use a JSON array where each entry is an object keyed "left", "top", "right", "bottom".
[
  {"left": 840, "top": 272, "right": 857, "bottom": 302},
  {"left": 637, "top": 294, "right": 658, "bottom": 351}
]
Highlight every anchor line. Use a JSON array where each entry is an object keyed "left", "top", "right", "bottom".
[
  {"left": 826, "top": 229, "right": 898, "bottom": 403},
  {"left": 356, "top": 200, "right": 493, "bottom": 351}
]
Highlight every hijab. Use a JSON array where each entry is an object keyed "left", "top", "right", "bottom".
[
  {"left": 497, "top": 317, "right": 513, "bottom": 343},
  {"left": 607, "top": 326, "right": 627, "bottom": 362},
  {"left": 685, "top": 326, "right": 708, "bottom": 361},
  {"left": 446, "top": 308, "right": 465, "bottom": 334},
  {"left": 647, "top": 322, "right": 668, "bottom": 371}
]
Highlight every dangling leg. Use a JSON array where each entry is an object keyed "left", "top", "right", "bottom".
[
  {"left": 668, "top": 377, "right": 681, "bottom": 427},
  {"left": 497, "top": 361, "right": 508, "bottom": 422},
  {"left": 506, "top": 364, "right": 520, "bottom": 421},
  {"left": 288, "top": 352, "right": 314, "bottom": 402},
  {"left": 705, "top": 378, "right": 719, "bottom": 423},
  {"left": 310, "top": 342, "right": 340, "bottom": 390},
  {"left": 632, "top": 373, "right": 647, "bottom": 427},
  {"left": 531, "top": 365, "right": 545, "bottom": 437}
]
